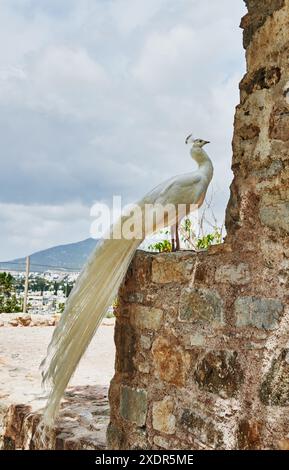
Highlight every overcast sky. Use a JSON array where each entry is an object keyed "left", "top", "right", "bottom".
[{"left": 0, "top": 0, "right": 246, "bottom": 260}]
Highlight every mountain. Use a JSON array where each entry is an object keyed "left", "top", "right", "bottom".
[{"left": 0, "top": 238, "right": 99, "bottom": 273}]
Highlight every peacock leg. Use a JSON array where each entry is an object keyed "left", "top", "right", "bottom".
[
  {"left": 175, "top": 220, "right": 180, "bottom": 251},
  {"left": 171, "top": 225, "right": 176, "bottom": 252}
]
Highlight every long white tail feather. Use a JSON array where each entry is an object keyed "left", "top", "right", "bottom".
[
  {"left": 40, "top": 141, "right": 213, "bottom": 427},
  {"left": 41, "top": 231, "right": 141, "bottom": 426}
]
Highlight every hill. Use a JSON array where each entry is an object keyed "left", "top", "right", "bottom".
[{"left": 0, "top": 238, "right": 99, "bottom": 272}]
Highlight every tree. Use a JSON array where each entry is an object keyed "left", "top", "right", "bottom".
[
  {"left": 53, "top": 281, "right": 59, "bottom": 296},
  {"left": 0, "top": 272, "right": 14, "bottom": 295},
  {"left": 0, "top": 272, "right": 22, "bottom": 313}
]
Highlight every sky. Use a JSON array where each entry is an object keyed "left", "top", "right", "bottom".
[{"left": 0, "top": 0, "right": 247, "bottom": 261}]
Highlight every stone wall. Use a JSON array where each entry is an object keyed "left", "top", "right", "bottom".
[{"left": 108, "top": 0, "right": 289, "bottom": 450}]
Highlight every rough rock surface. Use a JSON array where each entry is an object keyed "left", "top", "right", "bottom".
[
  {"left": 0, "top": 313, "right": 60, "bottom": 328},
  {"left": 1, "top": 386, "right": 109, "bottom": 450},
  {"left": 108, "top": 0, "right": 289, "bottom": 450}
]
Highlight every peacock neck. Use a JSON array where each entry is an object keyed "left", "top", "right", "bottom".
[{"left": 191, "top": 147, "right": 214, "bottom": 183}]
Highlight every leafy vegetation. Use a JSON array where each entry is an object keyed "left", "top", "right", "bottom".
[
  {"left": 29, "top": 277, "right": 75, "bottom": 297},
  {"left": 0, "top": 272, "right": 22, "bottom": 313},
  {"left": 148, "top": 202, "right": 224, "bottom": 254},
  {"left": 58, "top": 302, "right": 65, "bottom": 314},
  {"left": 148, "top": 239, "right": 173, "bottom": 253},
  {"left": 196, "top": 228, "right": 223, "bottom": 250},
  {"left": 180, "top": 217, "right": 223, "bottom": 250}
]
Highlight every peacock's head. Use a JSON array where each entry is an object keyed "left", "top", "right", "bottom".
[{"left": 185, "top": 135, "right": 210, "bottom": 148}]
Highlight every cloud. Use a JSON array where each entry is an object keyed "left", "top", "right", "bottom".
[
  {"left": 33, "top": 46, "right": 107, "bottom": 85},
  {"left": 132, "top": 26, "right": 197, "bottom": 92},
  {"left": 0, "top": 202, "right": 91, "bottom": 261},
  {"left": 0, "top": 45, "right": 109, "bottom": 118},
  {"left": 109, "top": 0, "right": 166, "bottom": 35},
  {"left": 0, "top": 0, "right": 247, "bottom": 259}
]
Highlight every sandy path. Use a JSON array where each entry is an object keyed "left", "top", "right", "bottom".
[{"left": 0, "top": 322, "right": 115, "bottom": 405}]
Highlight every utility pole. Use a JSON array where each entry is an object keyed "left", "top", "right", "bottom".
[
  {"left": 65, "top": 275, "right": 69, "bottom": 298},
  {"left": 23, "top": 256, "right": 30, "bottom": 314}
]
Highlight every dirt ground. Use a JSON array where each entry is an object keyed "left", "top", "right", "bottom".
[{"left": 0, "top": 321, "right": 115, "bottom": 406}]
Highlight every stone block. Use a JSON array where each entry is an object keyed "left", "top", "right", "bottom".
[
  {"left": 254, "top": 159, "right": 283, "bottom": 180},
  {"left": 235, "top": 296, "right": 284, "bottom": 330},
  {"left": 181, "top": 409, "right": 223, "bottom": 448},
  {"left": 129, "top": 251, "right": 152, "bottom": 286},
  {"left": 127, "top": 292, "right": 144, "bottom": 304},
  {"left": 260, "top": 202, "right": 289, "bottom": 233},
  {"left": 106, "top": 423, "right": 124, "bottom": 449},
  {"left": 152, "top": 255, "right": 194, "bottom": 284},
  {"left": 236, "top": 419, "right": 262, "bottom": 450},
  {"left": 120, "top": 386, "right": 148, "bottom": 427},
  {"left": 152, "top": 397, "right": 176, "bottom": 435},
  {"left": 138, "top": 363, "right": 150, "bottom": 374},
  {"left": 152, "top": 336, "right": 190, "bottom": 387},
  {"left": 131, "top": 305, "right": 163, "bottom": 331},
  {"left": 140, "top": 335, "right": 152, "bottom": 350},
  {"left": 128, "top": 428, "right": 149, "bottom": 450},
  {"left": 115, "top": 323, "right": 136, "bottom": 374},
  {"left": 215, "top": 263, "right": 251, "bottom": 285},
  {"left": 278, "top": 439, "right": 289, "bottom": 450},
  {"left": 194, "top": 351, "right": 244, "bottom": 398},
  {"left": 260, "top": 349, "right": 289, "bottom": 406},
  {"left": 153, "top": 435, "right": 171, "bottom": 449},
  {"left": 178, "top": 287, "right": 223, "bottom": 325},
  {"left": 188, "top": 333, "right": 206, "bottom": 347}
]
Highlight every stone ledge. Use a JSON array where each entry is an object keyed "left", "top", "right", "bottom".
[{"left": 0, "top": 385, "right": 109, "bottom": 450}]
